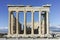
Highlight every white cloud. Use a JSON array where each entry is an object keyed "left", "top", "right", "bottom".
[
  {"left": 0, "top": 27, "right": 8, "bottom": 30},
  {"left": 55, "top": 25, "right": 60, "bottom": 28},
  {"left": 50, "top": 24, "right": 60, "bottom": 28},
  {"left": 51, "top": 28, "right": 60, "bottom": 30}
]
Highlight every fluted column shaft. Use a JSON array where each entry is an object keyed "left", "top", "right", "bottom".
[
  {"left": 16, "top": 12, "right": 19, "bottom": 35},
  {"left": 31, "top": 11, "right": 34, "bottom": 36},
  {"left": 39, "top": 11, "right": 41, "bottom": 36},
  {"left": 46, "top": 11, "right": 49, "bottom": 34},
  {"left": 11, "top": 13, "right": 14, "bottom": 34},
  {"left": 8, "top": 11, "right": 11, "bottom": 35},
  {"left": 24, "top": 11, "right": 26, "bottom": 35}
]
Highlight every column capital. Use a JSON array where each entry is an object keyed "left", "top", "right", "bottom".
[
  {"left": 31, "top": 10, "right": 34, "bottom": 13},
  {"left": 8, "top": 10, "right": 11, "bottom": 12},
  {"left": 24, "top": 11, "right": 26, "bottom": 13},
  {"left": 46, "top": 11, "right": 49, "bottom": 13},
  {"left": 8, "top": 11, "right": 12, "bottom": 14},
  {"left": 39, "top": 9, "right": 42, "bottom": 12},
  {"left": 8, "top": 11, "right": 11, "bottom": 12},
  {"left": 16, "top": 11, "right": 18, "bottom": 14}
]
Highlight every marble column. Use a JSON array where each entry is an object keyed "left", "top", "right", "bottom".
[
  {"left": 39, "top": 11, "right": 41, "bottom": 36},
  {"left": 31, "top": 11, "right": 34, "bottom": 36},
  {"left": 16, "top": 12, "right": 18, "bottom": 36},
  {"left": 24, "top": 11, "right": 26, "bottom": 36},
  {"left": 46, "top": 11, "right": 49, "bottom": 34},
  {"left": 8, "top": 11, "right": 11, "bottom": 35},
  {"left": 10, "top": 13, "right": 14, "bottom": 35}
]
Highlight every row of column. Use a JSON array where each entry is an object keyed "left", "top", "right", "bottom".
[{"left": 8, "top": 11, "right": 49, "bottom": 37}]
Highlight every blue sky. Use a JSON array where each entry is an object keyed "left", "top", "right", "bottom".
[{"left": 0, "top": 0, "right": 60, "bottom": 33}]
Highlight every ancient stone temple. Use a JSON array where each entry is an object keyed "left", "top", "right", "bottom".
[{"left": 8, "top": 4, "right": 51, "bottom": 37}]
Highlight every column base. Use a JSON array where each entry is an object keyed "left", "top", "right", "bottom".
[
  {"left": 7, "top": 34, "right": 52, "bottom": 38},
  {"left": 7, "top": 34, "right": 18, "bottom": 38}
]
